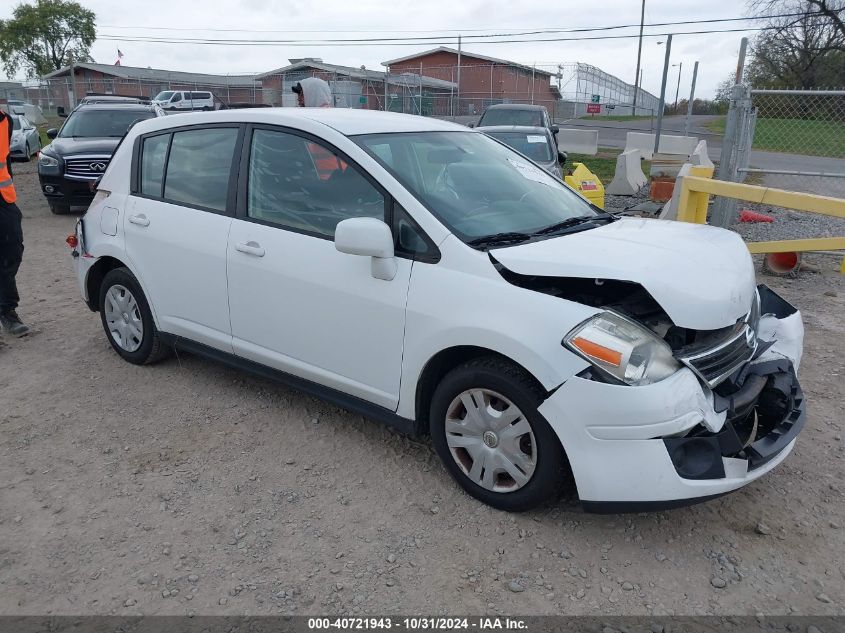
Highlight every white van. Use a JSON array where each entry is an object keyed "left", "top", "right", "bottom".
[{"left": 152, "top": 90, "right": 214, "bottom": 111}]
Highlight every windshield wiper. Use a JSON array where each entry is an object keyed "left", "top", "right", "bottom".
[
  {"left": 533, "top": 212, "right": 616, "bottom": 236},
  {"left": 467, "top": 232, "right": 533, "bottom": 248}
]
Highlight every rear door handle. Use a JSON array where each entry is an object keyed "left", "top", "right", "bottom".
[
  {"left": 128, "top": 214, "right": 150, "bottom": 227},
  {"left": 235, "top": 241, "right": 265, "bottom": 257}
]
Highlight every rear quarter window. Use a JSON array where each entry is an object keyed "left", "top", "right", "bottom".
[{"left": 140, "top": 134, "right": 170, "bottom": 197}]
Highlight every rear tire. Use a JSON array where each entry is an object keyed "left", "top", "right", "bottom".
[
  {"left": 429, "top": 356, "right": 568, "bottom": 511},
  {"left": 99, "top": 267, "right": 170, "bottom": 365}
]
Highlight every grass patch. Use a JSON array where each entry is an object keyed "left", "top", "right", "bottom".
[
  {"left": 578, "top": 114, "right": 653, "bottom": 122},
  {"left": 566, "top": 148, "right": 651, "bottom": 185},
  {"left": 703, "top": 116, "right": 726, "bottom": 135},
  {"left": 704, "top": 115, "right": 845, "bottom": 158},
  {"left": 753, "top": 118, "right": 845, "bottom": 157}
]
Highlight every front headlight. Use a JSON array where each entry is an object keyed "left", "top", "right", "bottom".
[
  {"left": 39, "top": 153, "right": 59, "bottom": 168},
  {"left": 564, "top": 311, "right": 680, "bottom": 386}
]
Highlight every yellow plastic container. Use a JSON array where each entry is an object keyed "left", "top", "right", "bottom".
[{"left": 564, "top": 162, "right": 605, "bottom": 209}]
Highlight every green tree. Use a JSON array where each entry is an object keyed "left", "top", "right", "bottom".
[{"left": 0, "top": 0, "right": 96, "bottom": 79}]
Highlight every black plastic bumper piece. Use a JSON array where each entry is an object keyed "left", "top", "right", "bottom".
[
  {"left": 663, "top": 363, "right": 805, "bottom": 480},
  {"left": 581, "top": 492, "right": 732, "bottom": 514}
]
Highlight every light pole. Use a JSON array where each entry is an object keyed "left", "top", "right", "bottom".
[
  {"left": 672, "top": 62, "right": 683, "bottom": 112},
  {"left": 631, "top": 0, "right": 645, "bottom": 116}
]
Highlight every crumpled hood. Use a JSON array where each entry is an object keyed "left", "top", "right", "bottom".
[{"left": 493, "top": 217, "right": 757, "bottom": 330}]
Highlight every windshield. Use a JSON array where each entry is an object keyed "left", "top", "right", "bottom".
[
  {"left": 485, "top": 131, "right": 554, "bottom": 162},
  {"left": 59, "top": 109, "right": 155, "bottom": 138},
  {"left": 479, "top": 108, "right": 544, "bottom": 127},
  {"left": 354, "top": 131, "right": 595, "bottom": 242},
  {"left": 154, "top": 91, "right": 175, "bottom": 101}
]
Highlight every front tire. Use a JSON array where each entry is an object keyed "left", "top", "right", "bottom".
[
  {"left": 429, "top": 356, "right": 568, "bottom": 511},
  {"left": 99, "top": 267, "right": 170, "bottom": 365}
]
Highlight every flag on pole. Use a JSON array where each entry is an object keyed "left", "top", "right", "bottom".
[{"left": 114, "top": 48, "right": 124, "bottom": 66}]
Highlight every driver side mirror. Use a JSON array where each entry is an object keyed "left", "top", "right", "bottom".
[
  {"left": 551, "top": 125, "right": 559, "bottom": 134},
  {"left": 335, "top": 217, "right": 397, "bottom": 281},
  {"left": 558, "top": 151, "right": 567, "bottom": 166},
  {"left": 468, "top": 122, "right": 475, "bottom": 128},
  {"left": 46, "top": 128, "right": 58, "bottom": 139}
]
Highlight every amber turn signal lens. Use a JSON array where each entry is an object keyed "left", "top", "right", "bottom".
[{"left": 571, "top": 336, "right": 622, "bottom": 367}]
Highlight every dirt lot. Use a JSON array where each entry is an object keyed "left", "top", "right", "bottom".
[{"left": 1, "top": 161, "right": 844, "bottom": 617}]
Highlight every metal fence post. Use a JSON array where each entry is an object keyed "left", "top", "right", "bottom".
[
  {"left": 684, "top": 61, "right": 698, "bottom": 137},
  {"left": 653, "top": 34, "right": 673, "bottom": 157},
  {"left": 711, "top": 84, "right": 748, "bottom": 227}
]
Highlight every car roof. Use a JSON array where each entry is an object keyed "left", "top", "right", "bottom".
[
  {"left": 75, "top": 102, "right": 159, "bottom": 112},
  {"left": 483, "top": 104, "right": 548, "bottom": 111},
  {"left": 476, "top": 125, "right": 551, "bottom": 135},
  {"left": 128, "top": 108, "right": 468, "bottom": 136},
  {"left": 81, "top": 95, "right": 148, "bottom": 102}
]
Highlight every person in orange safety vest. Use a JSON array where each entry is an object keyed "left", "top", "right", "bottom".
[{"left": 0, "top": 107, "right": 29, "bottom": 337}]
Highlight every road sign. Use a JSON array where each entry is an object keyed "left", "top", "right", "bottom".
[
  {"left": 586, "top": 103, "right": 601, "bottom": 114},
  {"left": 591, "top": 94, "right": 601, "bottom": 103}
]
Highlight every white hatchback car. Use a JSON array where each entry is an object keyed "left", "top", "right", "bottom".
[{"left": 70, "top": 109, "right": 806, "bottom": 512}]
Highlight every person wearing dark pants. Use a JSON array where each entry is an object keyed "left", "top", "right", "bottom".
[{"left": 0, "top": 108, "right": 29, "bottom": 337}]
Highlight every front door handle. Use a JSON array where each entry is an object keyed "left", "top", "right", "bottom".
[
  {"left": 128, "top": 214, "right": 150, "bottom": 227},
  {"left": 235, "top": 241, "right": 265, "bottom": 257}
]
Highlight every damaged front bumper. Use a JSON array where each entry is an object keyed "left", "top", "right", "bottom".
[{"left": 539, "top": 285, "right": 806, "bottom": 513}]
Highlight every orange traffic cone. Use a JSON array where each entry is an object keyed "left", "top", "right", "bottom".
[{"left": 739, "top": 209, "right": 774, "bottom": 223}]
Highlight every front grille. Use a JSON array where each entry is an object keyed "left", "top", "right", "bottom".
[
  {"left": 677, "top": 290, "right": 761, "bottom": 387},
  {"left": 65, "top": 156, "right": 111, "bottom": 181}
]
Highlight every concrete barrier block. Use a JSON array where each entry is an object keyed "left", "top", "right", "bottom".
[
  {"left": 556, "top": 128, "right": 598, "bottom": 155},
  {"left": 625, "top": 132, "right": 655, "bottom": 160},
  {"left": 689, "top": 139, "right": 714, "bottom": 168},
  {"left": 606, "top": 149, "right": 647, "bottom": 195},
  {"left": 658, "top": 163, "right": 693, "bottom": 221},
  {"left": 624, "top": 132, "right": 700, "bottom": 160},
  {"left": 659, "top": 135, "right": 699, "bottom": 156}
]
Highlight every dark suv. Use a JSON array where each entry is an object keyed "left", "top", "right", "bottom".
[{"left": 38, "top": 102, "right": 164, "bottom": 214}]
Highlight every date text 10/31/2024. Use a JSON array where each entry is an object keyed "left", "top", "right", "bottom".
[{"left": 307, "top": 618, "right": 528, "bottom": 630}]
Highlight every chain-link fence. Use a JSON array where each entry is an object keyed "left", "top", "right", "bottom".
[
  {"left": 19, "top": 60, "right": 659, "bottom": 125},
  {"left": 712, "top": 87, "right": 845, "bottom": 226}
]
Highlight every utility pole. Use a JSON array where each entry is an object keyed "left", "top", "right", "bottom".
[
  {"left": 673, "top": 61, "right": 682, "bottom": 111},
  {"left": 684, "top": 61, "right": 699, "bottom": 137},
  {"left": 632, "top": 0, "right": 645, "bottom": 116},
  {"left": 653, "top": 33, "right": 672, "bottom": 157}
]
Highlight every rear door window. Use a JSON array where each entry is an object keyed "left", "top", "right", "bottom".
[{"left": 163, "top": 127, "right": 238, "bottom": 211}]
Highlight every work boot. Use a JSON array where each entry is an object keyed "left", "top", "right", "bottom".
[{"left": 0, "top": 310, "right": 30, "bottom": 337}]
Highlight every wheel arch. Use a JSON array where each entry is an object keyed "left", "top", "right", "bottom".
[
  {"left": 413, "top": 345, "right": 551, "bottom": 436},
  {"left": 85, "top": 257, "right": 158, "bottom": 330}
]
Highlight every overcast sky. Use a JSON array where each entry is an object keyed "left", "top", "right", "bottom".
[{"left": 4, "top": 0, "right": 756, "bottom": 99}]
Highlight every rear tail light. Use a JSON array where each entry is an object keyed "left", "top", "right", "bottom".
[{"left": 66, "top": 234, "right": 79, "bottom": 249}]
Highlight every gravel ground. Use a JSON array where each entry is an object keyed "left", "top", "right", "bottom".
[
  {"left": 2, "top": 161, "right": 845, "bottom": 617},
  {"left": 731, "top": 202, "right": 845, "bottom": 244}
]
